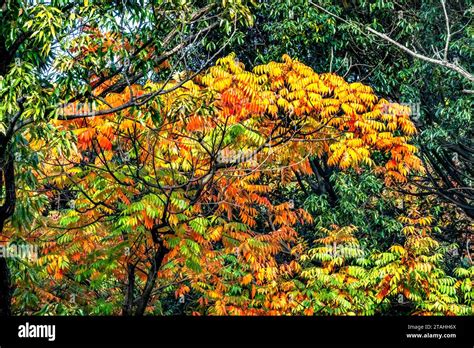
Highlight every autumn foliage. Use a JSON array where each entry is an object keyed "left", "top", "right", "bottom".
[
  {"left": 2, "top": 0, "right": 473, "bottom": 325},
  {"left": 9, "top": 52, "right": 469, "bottom": 317}
]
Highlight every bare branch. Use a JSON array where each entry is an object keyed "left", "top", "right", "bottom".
[
  {"left": 309, "top": 1, "right": 474, "bottom": 83},
  {"left": 440, "top": 0, "right": 451, "bottom": 61}
]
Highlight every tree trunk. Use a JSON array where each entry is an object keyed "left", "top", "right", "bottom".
[
  {"left": 0, "top": 150, "right": 17, "bottom": 316},
  {"left": 0, "top": 257, "right": 11, "bottom": 316},
  {"left": 122, "top": 262, "right": 136, "bottom": 316},
  {"left": 134, "top": 241, "right": 169, "bottom": 316},
  {"left": 0, "top": 31, "right": 16, "bottom": 316}
]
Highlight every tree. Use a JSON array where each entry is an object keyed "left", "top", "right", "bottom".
[
  {"left": 0, "top": 0, "right": 255, "bottom": 316},
  {"left": 24, "top": 53, "right": 424, "bottom": 315},
  {"left": 307, "top": 0, "right": 474, "bottom": 220},
  {"left": 226, "top": 0, "right": 473, "bottom": 304}
]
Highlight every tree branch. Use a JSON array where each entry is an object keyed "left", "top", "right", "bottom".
[{"left": 309, "top": 1, "right": 474, "bottom": 83}]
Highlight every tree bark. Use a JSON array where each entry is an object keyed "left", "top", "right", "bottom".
[
  {"left": 0, "top": 20, "right": 16, "bottom": 317},
  {"left": 134, "top": 240, "right": 169, "bottom": 316},
  {"left": 122, "top": 262, "right": 136, "bottom": 316},
  {"left": 0, "top": 152, "right": 16, "bottom": 316},
  {"left": 0, "top": 257, "right": 11, "bottom": 316}
]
